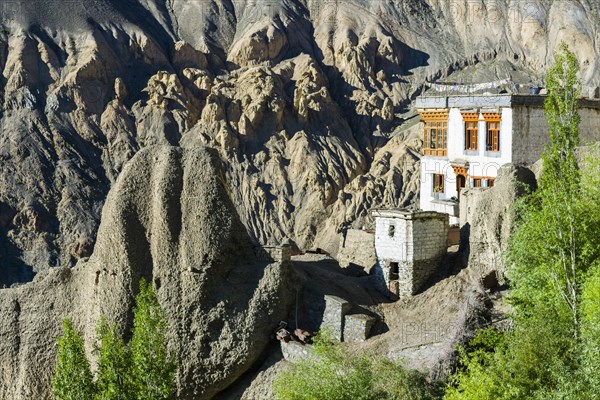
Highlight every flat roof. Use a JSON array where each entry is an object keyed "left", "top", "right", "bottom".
[
  {"left": 370, "top": 208, "right": 448, "bottom": 220},
  {"left": 416, "top": 94, "right": 600, "bottom": 109}
]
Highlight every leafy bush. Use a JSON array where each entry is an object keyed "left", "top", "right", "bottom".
[
  {"left": 577, "top": 263, "right": 600, "bottom": 399},
  {"left": 273, "top": 332, "right": 437, "bottom": 400},
  {"left": 444, "top": 329, "right": 504, "bottom": 400}
]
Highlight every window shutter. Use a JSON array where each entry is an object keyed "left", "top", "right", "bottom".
[
  {"left": 462, "top": 112, "right": 479, "bottom": 151},
  {"left": 483, "top": 113, "right": 501, "bottom": 152}
]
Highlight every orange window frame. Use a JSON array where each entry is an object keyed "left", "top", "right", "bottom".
[
  {"left": 433, "top": 173, "right": 445, "bottom": 193},
  {"left": 465, "top": 121, "right": 478, "bottom": 150},
  {"left": 483, "top": 113, "right": 501, "bottom": 152},
  {"left": 420, "top": 111, "right": 448, "bottom": 157},
  {"left": 462, "top": 112, "right": 479, "bottom": 151},
  {"left": 471, "top": 176, "right": 495, "bottom": 188}
]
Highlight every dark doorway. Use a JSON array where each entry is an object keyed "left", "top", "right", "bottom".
[
  {"left": 456, "top": 175, "right": 466, "bottom": 199},
  {"left": 389, "top": 262, "right": 399, "bottom": 281},
  {"left": 388, "top": 262, "right": 400, "bottom": 299}
]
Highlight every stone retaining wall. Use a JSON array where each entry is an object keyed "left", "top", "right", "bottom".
[
  {"left": 337, "top": 229, "right": 376, "bottom": 273},
  {"left": 254, "top": 245, "right": 291, "bottom": 262}
]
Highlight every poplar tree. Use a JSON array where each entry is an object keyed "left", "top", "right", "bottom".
[
  {"left": 52, "top": 319, "right": 95, "bottom": 400},
  {"left": 52, "top": 281, "right": 177, "bottom": 399},
  {"left": 129, "top": 278, "right": 176, "bottom": 400},
  {"left": 94, "top": 318, "right": 134, "bottom": 400},
  {"left": 538, "top": 41, "right": 583, "bottom": 334},
  {"left": 445, "top": 42, "right": 600, "bottom": 399}
]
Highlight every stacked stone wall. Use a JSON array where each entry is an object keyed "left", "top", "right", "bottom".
[
  {"left": 254, "top": 245, "right": 291, "bottom": 262},
  {"left": 343, "top": 314, "right": 375, "bottom": 343},
  {"left": 512, "top": 106, "right": 600, "bottom": 165},
  {"left": 373, "top": 211, "right": 448, "bottom": 299},
  {"left": 321, "top": 295, "right": 351, "bottom": 341}
]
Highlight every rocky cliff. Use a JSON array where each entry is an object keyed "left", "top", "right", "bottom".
[
  {"left": 1, "top": 0, "right": 599, "bottom": 284},
  {"left": 459, "top": 164, "right": 537, "bottom": 281},
  {"left": 0, "top": 1, "right": 599, "bottom": 398},
  {"left": 0, "top": 146, "right": 292, "bottom": 399}
]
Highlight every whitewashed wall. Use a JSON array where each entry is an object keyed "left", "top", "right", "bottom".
[
  {"left": 420, "top": 107, "right": 513, "bottom": 213},
  {"left": 373, "top": 212, "right": 449, "bottom": 298},
  {"left": 374, "top": 216, "right": 411, "bottom": 262},
  {"left": 447, "top": 108, "right": 513, "bottom": 179},
  {"left": 374, "top": 215, "right": 448, "bottom": 263}
]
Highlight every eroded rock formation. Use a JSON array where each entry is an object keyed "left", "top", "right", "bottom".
[
  {"left": 0, "top": 146, "right": 292, "bottom": 399},
  {"left": 0, "top": 1, "right": 598, "bottom": 397},
  {"left": 459, "top": 164, "right": 537, "bottom": 280},
  {"left": 1, "top": 1, "right": 599, "bottom": 284}
]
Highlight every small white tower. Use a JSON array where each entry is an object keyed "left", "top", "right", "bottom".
[{"left": 371, "top": 209, "right": 449, "bottom": 299}]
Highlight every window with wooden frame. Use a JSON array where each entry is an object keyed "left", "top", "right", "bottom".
[
  {"left": 433, "top": 173, "right": 445, "bottom": 193},
  {"left": 462, "top": 112, "right": 479, "bottom": 151},
  {"left": 471, "top": 176, "right": 495, "bottom": 188},
  {"left": 483, "top": 112, "right": 501, "bottom": 152},
  {"left": 420, "top": 111, "right": 448, "bottom": 157}
]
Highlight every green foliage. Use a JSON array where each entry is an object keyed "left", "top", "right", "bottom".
[
  {"left": 444, "top": 329, "right": 505, "bottom": 400},
  {"left": 370, "top": 357, "right": 437, "bottom": 400},
  {"left": 578, "top": 262, "right": 600, "bottom": 399},
  {"left": 94, "top": 318, "right": 134, "bottom": 400},
  {"left": 273, "top": 331, "right": 436, "bottom": 400},
  {"left": 52, "top": 279, "right": 176, "bottom": 400},
  {"left": 543, "top": 42, "right": 581, "bottom": 192},
  {"left": 130, "top": 278, "right": 177, "bottom": 400},
  {"left": 509, "top": 41, "right": 585, "bottom": 333},
  {"left": 52, "top": 319, "right": 95, "bottom": 400},
  {"left": 443, "top": 43, "right": 600, "bottom": 400},
  {"left": 462, "top": 328, "right": 504, "bottom": 354}
]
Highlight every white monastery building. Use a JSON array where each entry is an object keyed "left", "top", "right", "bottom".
[
  {"left": 416, "top": 94, "right": 600, "bottom": 224},
  {"left": 370, "top": 92, "right": 600, "bottom": 301}
]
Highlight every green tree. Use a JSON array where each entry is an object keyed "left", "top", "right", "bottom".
[
  {"left": 52, "top": 281, "right": 177, "bottom": 399},
  {"left": 94, "top": 317, "right": 134, "bottom": 400},
  {"left": 536, "top": 40, "right": 583, "bottom": 335},
  {"left": 444, "top": 43, "right": 600, "bottom": 399},
  {"left": 496, "top": 42, "right": 592, "bottom": 396},
  {"left": 52, "top": 319, "right": 95, "bottom": 400},
  {"left": 130, "top": 278, "right": 176, "bottom": 400}
]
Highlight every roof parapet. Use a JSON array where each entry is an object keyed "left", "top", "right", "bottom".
[{"left": 416, "top": 94, "right": 600, "bottom": 109}]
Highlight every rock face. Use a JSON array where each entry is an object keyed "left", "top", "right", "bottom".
[
  {"left": 0, "top": 1, "right": 597, "bottom": 397},
  {"left": 1, "top": 1, "right": 600, "bottom": 284},
  {"left": 459, "top": 164, "right": 537, "bottom": 280},
  {"left": 0, "top": 146, "right": 292, "bottom": 399}
]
